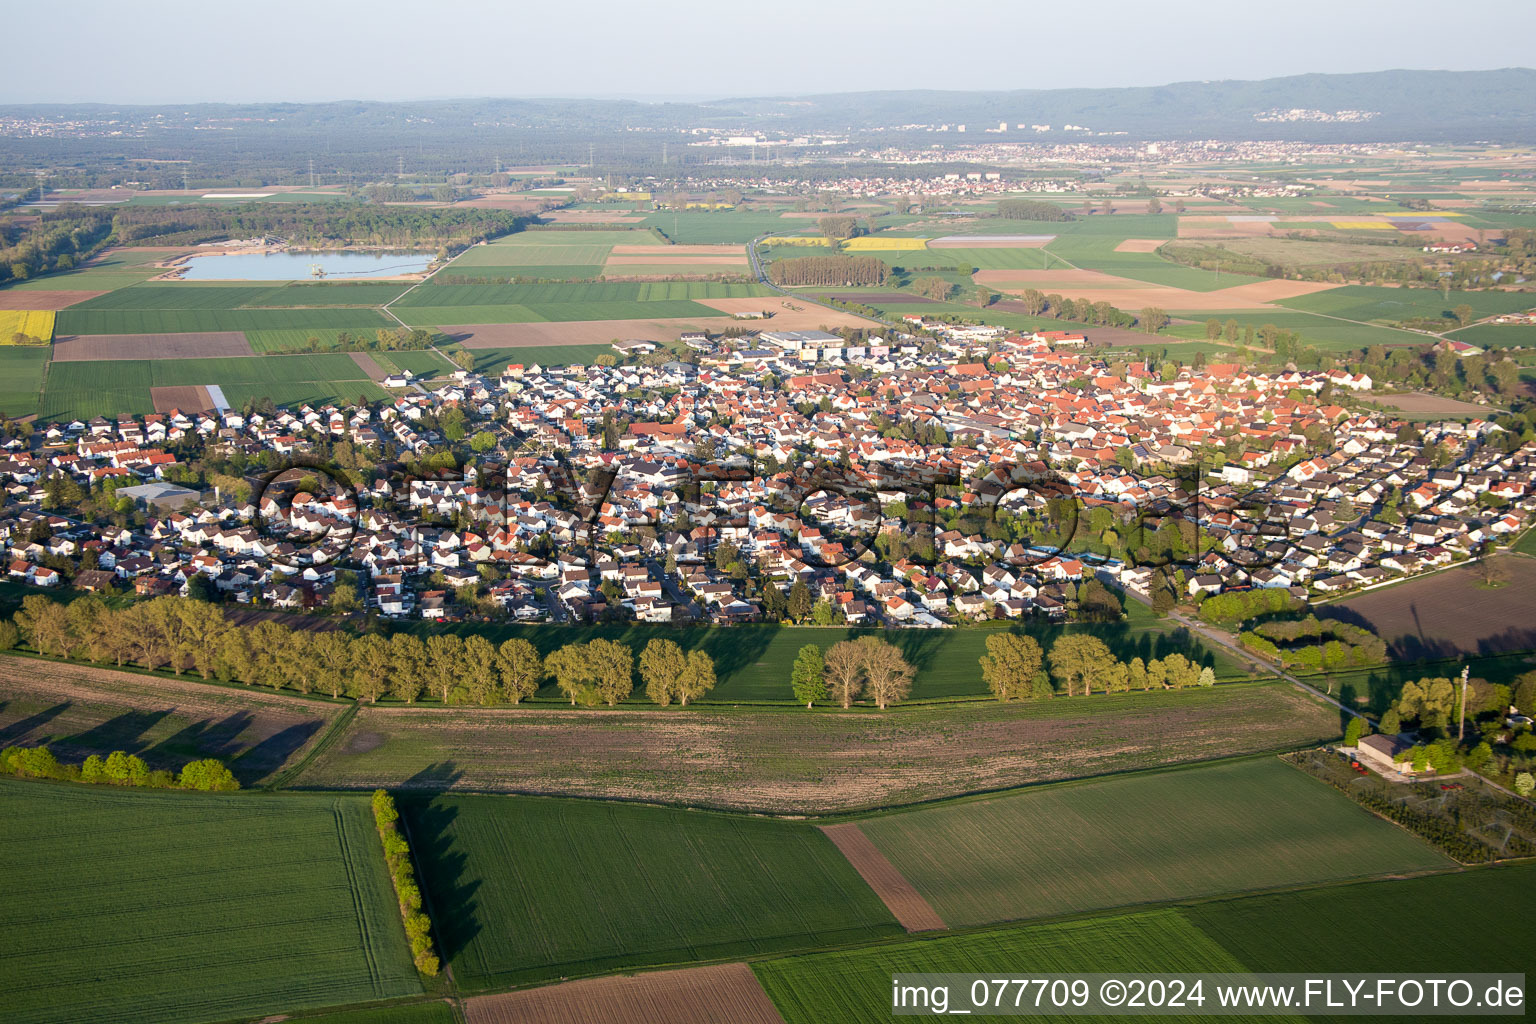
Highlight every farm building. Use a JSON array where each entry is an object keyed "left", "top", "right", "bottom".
[{"left": 1355, "top": 733, "right": 1417, "bottom": 776}]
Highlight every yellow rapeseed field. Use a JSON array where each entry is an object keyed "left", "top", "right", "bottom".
[{"left": 0, "top": 310, "right": 55, "bottom": 344}]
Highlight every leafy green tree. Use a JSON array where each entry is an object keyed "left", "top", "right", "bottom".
[
  {"left": 496, "top": 638, "right": 542, "bottom": 704},
  {"left": 857, "top": 636, "right": 914, "bottom": 710},
  {"left": 350, "top": 635, "right": 392, "bottom": 702},
  {"left": 388, "top": 633, "right": 428, "bottom": 703},
  {"left": 791, "top": 644, "right": 827, "bottom": 707},
  {"left": 1344, "top": 717, "right": 1365, "bottom": 747},
  {"left": 978, "top": 633, "right": 1044, "bottom": 701},
  {"left": 676, "top": 650, "right": 716, "bottom": 705},
  {"left": 640, "top": 638, "right": 687, "bottom": 706},
  {"left": 462, "top": 635, "right": 499, "bottom": 705},
  {"left": 1048, "top": 634, "right": 1116, "bottom": 696},
  {"left": 178, "top": 759, "right": 239, "bottom": 791},
  {"left": 787, "top": 580, "right": 812, "bottom": 623},
  {"left": 425, "top": 634, "right": 466, "bottom": 703}
]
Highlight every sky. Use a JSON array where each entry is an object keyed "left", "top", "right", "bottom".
[{"left": 4, "top": 0, "right": 1533, "bottom": 105}]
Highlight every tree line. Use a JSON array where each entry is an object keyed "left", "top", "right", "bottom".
[
  {"left": 109, "top": 202, "right": 529, "bottom": 253},
  {"left": 372, "top": 790, "right": 439, "bottom": 976},
  {"left": 1010, "top": 288, "right": 1139, "bottom": 329},
  {"left": 767, "top": 254, "right": 889, "bottom": 288},
  {"left": 0, "top": 205, "right": 115, "bottom": 284},
  {"left": 995, "top": 199, "right": 1075, "bottom": 222},
  {"left": 1, "top": 743, "right": 237, "bottom": 791},
  {"left": 978, "top": 632, "right": 1213, "bottom": 700}
]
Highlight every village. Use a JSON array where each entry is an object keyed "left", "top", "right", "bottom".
[{"left": 3, "top": 319, "right": 1532, "bottom": 631}]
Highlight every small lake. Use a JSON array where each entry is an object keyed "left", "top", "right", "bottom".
[{"left": 175, "top": 250, "right": 434, "bottom": 281}]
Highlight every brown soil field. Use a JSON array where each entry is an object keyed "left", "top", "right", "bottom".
[
  {"left": 293, "top": 684, "right": 1341, "bottom": 813},
  {"left": 974, "top": 270, "right": 1340, "bottom": 312},
  {"left": 52, "top": 331, "right": 253, "bottom": 361},
  {"left": 150, "top": 385, "right": 215, "bottom": 414},
  {"left": 1365, "top": 392, "right": 1494, "bottom": 416},
  {"left": 603, "top": 255, "right": 748, "bottom": 267},
  {"left": 1321, "top": 558, "right": 1536, "bottom": 661},
  {"left": 820, "top": 823, "right": 947, "bottom": 932},
  {"left": 0, "top": 655, "right": 337, "bottom": 785},
  {"left": 464, "top": 963, "right": 785, "bottom": 1024},
  {"left": 929, "top": 235, "right": 1054, "bottom": 249},
  {"left": 349, "top": 351, "right": 386, "bottom": 381},
  {"left": 1114, "top": 238, "right": 1166, "bottom": 253},
  {"left": 697, "top": 297, "right": 879, "bottom": 327},
  {"left": 610, "top": 244, "right": 746, "bottom": 256},
  {"left": 0, "top": 290, "right": 106, "bottom": 310}
]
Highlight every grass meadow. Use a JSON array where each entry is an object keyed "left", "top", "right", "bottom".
[
  {"left": 853, "top": 758, "right": 1451, "bottom": 927},
  {"left": 55, "top": 307, "right": 393, "bottom": 335},
  {"left": 1277, "top": 284, "right": 1536, "bottom": 323},
  {"left": 404, "top": 794, "right": 901, "bottom": 990},
  {"left": 0, "top": 779, "right": 419, "bottom": 1024}
]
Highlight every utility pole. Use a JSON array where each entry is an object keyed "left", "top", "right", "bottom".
[
  {"left": 589, "top": 143, "right": 595, "bottom": 171},
  {"left": 1458, "top": 662, "right": 1470, "bottom": 740},
  {"left": 309, "top": 157, "right": 315, "bottom": 189},
  {"left": 398, "top": 155, "right": 405, "bottom": 178}
]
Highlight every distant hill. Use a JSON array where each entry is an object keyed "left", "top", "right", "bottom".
[{"left": 721, "top": 68, "right": 1536, "bottom": 141}]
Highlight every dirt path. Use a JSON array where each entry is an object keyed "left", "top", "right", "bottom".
[{"left": 820, "top": 823, "right": 947, "bottom": 932}]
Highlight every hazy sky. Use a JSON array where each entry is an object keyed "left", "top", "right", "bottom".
[{"left": 5, "top": 0, "right": 1533, "bottom": 105}]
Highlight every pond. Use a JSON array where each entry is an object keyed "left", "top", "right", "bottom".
[{"left": 175, "top": 250, "right": 434, "bottom": 281}]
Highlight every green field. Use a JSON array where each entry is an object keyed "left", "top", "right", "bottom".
[
  {"left": 854, "top": 758, "right": 1451, "bottom": 927},
  {"left": 39, "top": 354, "right": 384, "bottom": 420},
  {"left": 1277, "top": 284, "right": 1536, "bottom": 324},
  {"left": 264, "top": 1004, "right": 456, "bottom": 1024},
  {"left": 245, "top": 328, "right": 377, "bottom": 353},
  {"left": 1161, "top": 310, "right": 1425, "bottom": 349},
  {"left": 755, "top": 909, "right": 1270, "bottom": 1024},
  {"left": 0, "top": 347, "right": 48, "bottom": 418},
  {"left": 437, "top": 263, "right": 606, "bottom": 280},
  {"left": 394, "top": 299, "right": 720, "bottom": 327},
  {"left": 0, "top": 778, "right": 419, "bottom": 1024},
  {"left": 371, "top": 350, "right": 454, "bottom": 376},
  {"left": 405, "top": 794, "right": 902, "bottom": 990},
  {"left": 644, "top": 210, "right": 801, "bottom": 244},
  {"left": 55, "top": 307, "right": 393, "bottom": 335},
  {"left": 448, "top": 230, "right": 659, "bottom": 269},
  {"left": 446, "top": 344, "right": 615, "bottom": 373},
  {"left": 1445, "top": 321, "right": 1536, "bottom": 348},
  {"left": 754, "top": 864, "right": 1533, "bottom": 1024},
  {"left": 397, "top": 281, "right": 770, "bottom": 306}
]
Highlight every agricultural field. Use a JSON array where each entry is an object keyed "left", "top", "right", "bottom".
[
  {"left": 54, "top": 306, "right": 393, "bottom": 335},
  {"left": 0, "top": 309, "right": 55, "bottom": 343},
  {"left": 642, "top": 210, "right": 802, "bottom": 244},
  {"left": 404, "top": 794, "right": 902, "bottom": 989},
  {"left": 0, "top": 779, "right": 420, "bottom": 1024},
  {"left": 1445, "top": 321, "right": 1536, "bottom": 348},
  {"left": 0, "top": 654, "right": 339, "bottom": 786},
  {"left": 294, "top": 682, "right": 1342, "bottom": 813},
  {"left": 443, "top": 342, "right": 614, "bottom": 374},
  {"left": 1277, "top": 284, "right": 1536, "bottom": 324},
  {"left": 39, "top": 353, "right": 384, "bottom": 421},
  {"left": 753, "top": 865, "right": 1535, "bottom": 1024},
  {"left": 1161, "top": 309, "right": 1425, "bottom": 348},
  {"left": 851, "top": 758, "right": 1451, "bottom": 927},
  {"left": 0, "top": 347, "right": 48, "bottom": 417},
  {"left": 1318, "top": 557, "right": 1536, "bottom": 660},
  {"left": 463, "top": 963, "right": 783, "bottom": 1024},
  {"left": 755, "top": 909, "right": 1264, "bottom": 1024}
]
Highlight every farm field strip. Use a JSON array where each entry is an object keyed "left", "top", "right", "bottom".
[
  {"left": 295, "top": 683, "right": 1343, "bottom": 813},
  {"left": 819, "top": 824, "right": 947, "bottom": 932},
  {"left": 0, "top": 779, "right": 419, "bottom": 1024},
  {"left": 405, "top": 795, "right": 901, "bottom": 989},
  {"left": 853, "top": 758, "right": 1452, "bottom": 928},
  {"left": 0, "top": 655, "right": 339, "bottom": 786},
  {"left": 55, "top": 307, "right": 393, "bottom": 335}
]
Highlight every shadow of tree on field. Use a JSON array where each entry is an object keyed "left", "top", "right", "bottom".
[
  {"left": 399, "top": 774, "right": 480, "bottom": 967},
  {"left": 226, "top": 719, "right": 325, "bottom": 786},
  {"left": 62, "top": 708, "right": 173, "bottom": 758},
  {"left": 0, "top": 700, "right": 70, "bottom": 747}
]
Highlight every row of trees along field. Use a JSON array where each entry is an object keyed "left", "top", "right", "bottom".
[
  {"left": 372, "top": 790, "right": 440, "bottom": 976},
  {"left": 1, "top": 743, "right": 237, "bottom": 791},
  {"left": 975, "top": 632, "right": 1213, "bottom": 701},
  {"left": 767, "top": 254, "right": 889, "bottom": 287},
  {"left": 1009, "top": 288, "right": 1151, "bottom": 330},
  {"left": 995, "top": 198, "right": 1076, "bottom": 222},
  {"left": 109, "top": 203, "right": 530, "bottom": 252},
  {"left": 0, "top": 206, "right": 115, "bottom": 283}
]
